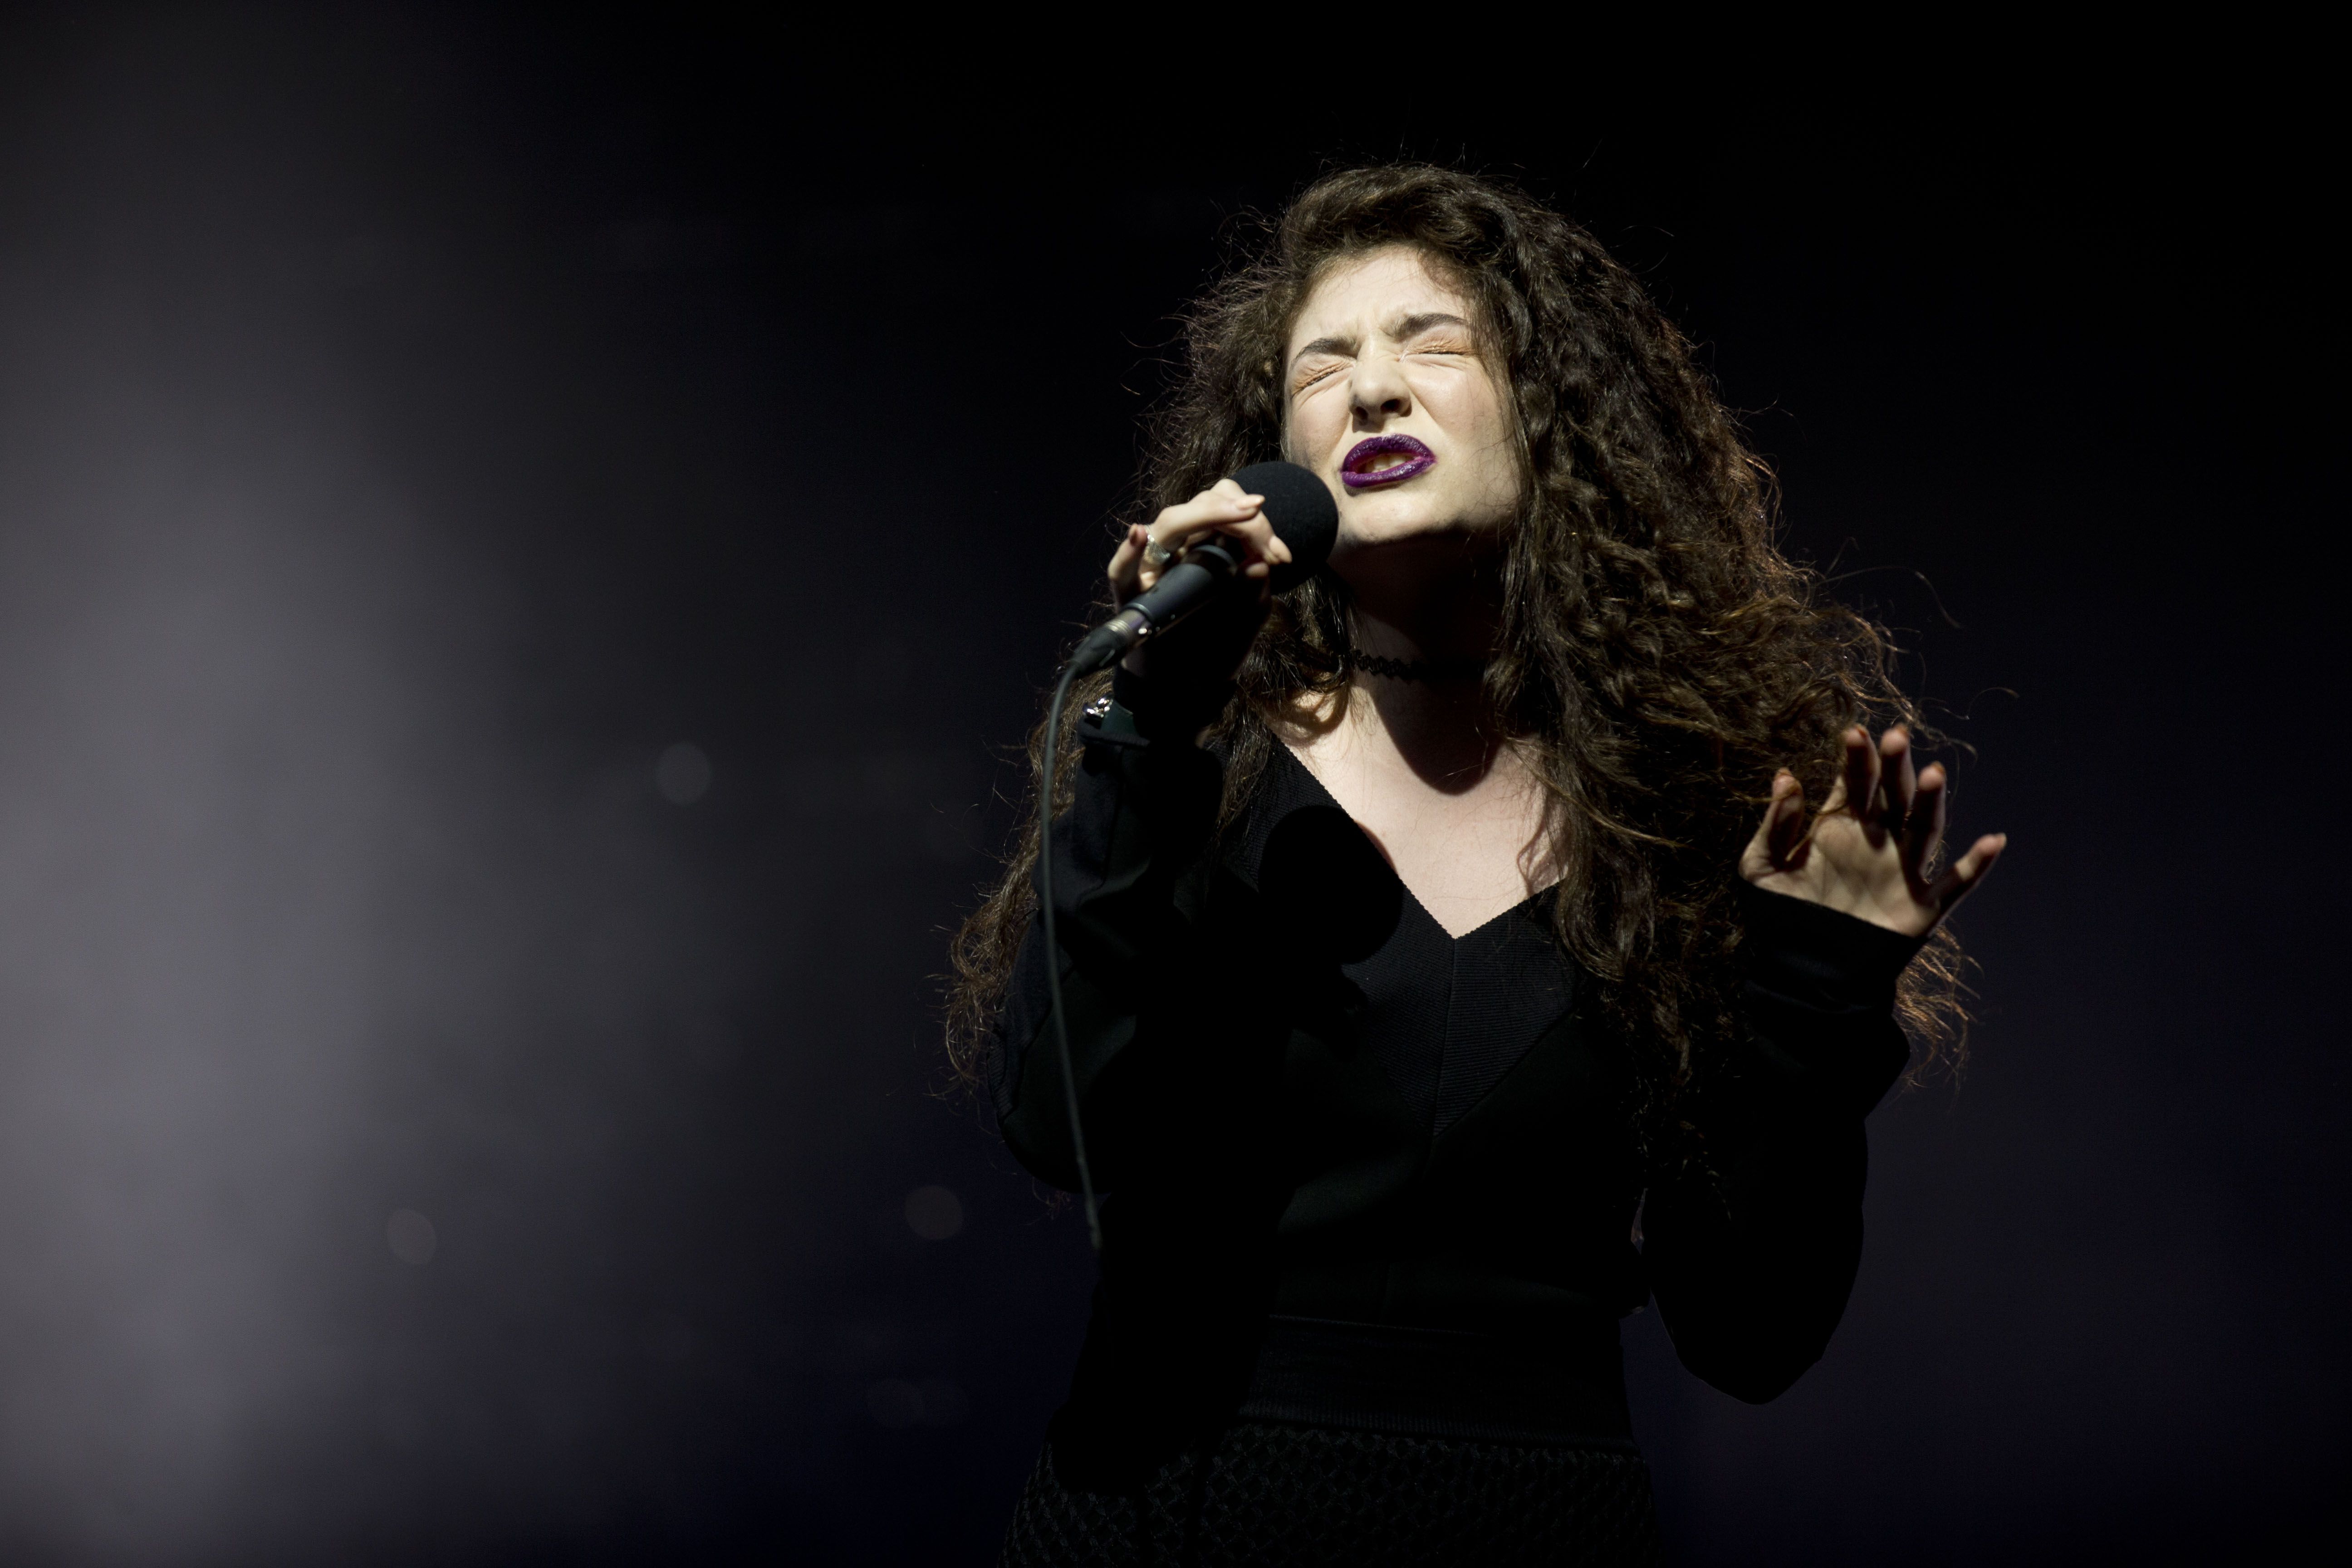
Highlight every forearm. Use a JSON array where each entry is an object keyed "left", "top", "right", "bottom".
[{"left": 1645, "top": 880, "right": 1917, "bottom": 1401}]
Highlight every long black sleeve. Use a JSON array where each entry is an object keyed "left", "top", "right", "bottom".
[
  {"left": 1641, "top": 880, "right": 1919, "bottom": 1402},
  {"left": 993, "top": 669, "right": 1258, "bottom": 1194}
]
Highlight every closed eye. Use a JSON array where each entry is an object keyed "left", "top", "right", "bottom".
[{"left": 1293, "top": 359, "right": 1349, "bottom": 392}]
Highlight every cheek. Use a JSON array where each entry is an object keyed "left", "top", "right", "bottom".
[
  {"left": 1288, "top": 393, "right": 1346, "bottom": 462},
  {"left": 1417, "top": 378, "right": 1504, "bottom": 475},
  {"left": 1426, "top": 375, "right": 1520, "bottom": 504},
  {"left": 1421, "top": 371, "right": 1505, "bottom": 441}
]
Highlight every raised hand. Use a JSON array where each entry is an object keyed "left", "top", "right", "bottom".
[{"left": 1740, "top": 726, "right": 2006, "bottom": 939}]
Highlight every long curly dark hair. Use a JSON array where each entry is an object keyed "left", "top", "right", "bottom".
[{"left": 947, "top": 164, "right": 1967, "bottom": 1138}]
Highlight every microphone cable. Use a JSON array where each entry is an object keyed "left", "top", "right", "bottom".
[{"left": 1036, "top": 658, "right": 1103, "bottom": 1253}]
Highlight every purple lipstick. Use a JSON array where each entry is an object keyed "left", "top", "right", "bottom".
[{"left": 1341, "top": 434, "right": 1436, "bottom": 490}]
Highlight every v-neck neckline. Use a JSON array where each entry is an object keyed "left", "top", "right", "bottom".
[
  {"left": 1224, "top": 740, "right": 1583, "bottom": 1140},
  {"left": 1271, "top": 742, "right": 1556, "bottom": 946}
]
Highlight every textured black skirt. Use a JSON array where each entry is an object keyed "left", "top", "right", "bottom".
[
  {"left": 1002, "top": 1316, "right": 1661, "bottom": 1567},
  {"left": 1001, "top": 1418, "right": 1660, "bottom": 1567}
]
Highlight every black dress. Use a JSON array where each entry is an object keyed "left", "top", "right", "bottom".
[{"left": 991, "top": 672, "right": 1919, "bottom": 1566}]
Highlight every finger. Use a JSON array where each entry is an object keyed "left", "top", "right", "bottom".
[
  {"left": 1926, "top": 832, "right": 2007, "bottom": 911},
  {"left": 1165, "top": 486, "right": 1263, "bottom": 525},
  {"left": 1147, "top": 492, "right": 1265, "bottom": 559},
  {"left": 1906, "top": 761, "right": 1950, "bottom": 876},
  {"left": 1839, "top": 726, "right": 1880, "bottom": 828},
  {"left": 1107, "top": 523, "right": 1150, "bottom": 598},
  {"left": 1198, "top": 479, "right": 1265, "bottom": 520},
  {"left": 1212, "top": 512, "right": 1285, "bottom": 566},
  {"left": 1147, "top": 508, "right": 1282, "bottom": 582},
  {"left": 1739, "top": 772, "right": 1808, "bottom": 881},
  {"left": 1769, "top": 770, "right": 1808, "bottom": 865},
  {"left": 1881, "top": 726, "right": 1917, "bottom": 828}
]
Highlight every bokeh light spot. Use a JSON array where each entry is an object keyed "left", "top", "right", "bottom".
[
  {"left": 903, "top": 1185, "right": 963, "bottom": 1240},
  {"left": 386, "top": 1209, "right": 437, "bottom": 1266},
  {"left": 656, "top": 742, "right": 711, "bottom": 804},
  {"left": 916, "top": 1378, "right": 970, "bottom": 1425}
]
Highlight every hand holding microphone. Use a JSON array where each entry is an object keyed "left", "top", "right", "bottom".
[
  {"left": 1073, "top": 462, "right": 1340, "bottom": 681},
  {"left": 1109, "top": 479, "right": 1284, "bottom": 598}
]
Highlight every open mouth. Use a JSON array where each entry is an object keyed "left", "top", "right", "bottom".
[{"left": 1341, "top": 435, "right": 1436, "bottom": 490}]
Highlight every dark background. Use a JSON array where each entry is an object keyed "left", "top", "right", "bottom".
[{"left": 0, "top": 8, "right": 2337, "bottom": 1563}]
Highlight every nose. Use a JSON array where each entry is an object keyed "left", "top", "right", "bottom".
[{"left": 1348, "top": 351, "right": 1411, "bottom": 427}]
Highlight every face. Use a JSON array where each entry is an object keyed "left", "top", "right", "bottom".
[{"left": 1282, "top": 245, "right": 1522, "bottom": 567}]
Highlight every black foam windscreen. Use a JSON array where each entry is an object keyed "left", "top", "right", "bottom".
[{"left": 1232, "top": 461, "right": 1339, "bottom": 593}]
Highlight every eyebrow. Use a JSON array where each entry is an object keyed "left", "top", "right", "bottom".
[
  {"left": 1393, "top": 310, "right": 1474, "bottom": 339},
  {"left": 1288, "top": 311, "right": 1477, "bottom": 372}
]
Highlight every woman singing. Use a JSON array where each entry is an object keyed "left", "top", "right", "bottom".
[{"left": 948, "top": 165, "right": 2005, "bottom": 1566}]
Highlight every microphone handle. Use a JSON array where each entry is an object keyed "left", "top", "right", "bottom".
[{"left": 1068, "top": 540, "right": 1246, "bottom": 676}]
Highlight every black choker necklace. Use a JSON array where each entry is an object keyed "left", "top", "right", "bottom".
[{"left": 1346, "top": 647, "right": 1491, "bottom": 683}]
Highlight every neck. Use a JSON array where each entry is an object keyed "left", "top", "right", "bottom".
[
  {"left": 1324, "top": 534, "right": 1509, "bottom": 794},
  {"left": 1336, "top": 530, "right": 1504, "bottom": 666}
]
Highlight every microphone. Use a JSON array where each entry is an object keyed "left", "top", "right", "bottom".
[{"left": 1066, "top": 462, "right": 1339, "bottom": 676}]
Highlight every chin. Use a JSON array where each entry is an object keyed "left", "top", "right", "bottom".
[{"left": 1335, "top": 490, "right": 1498, "bottom": 551}]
